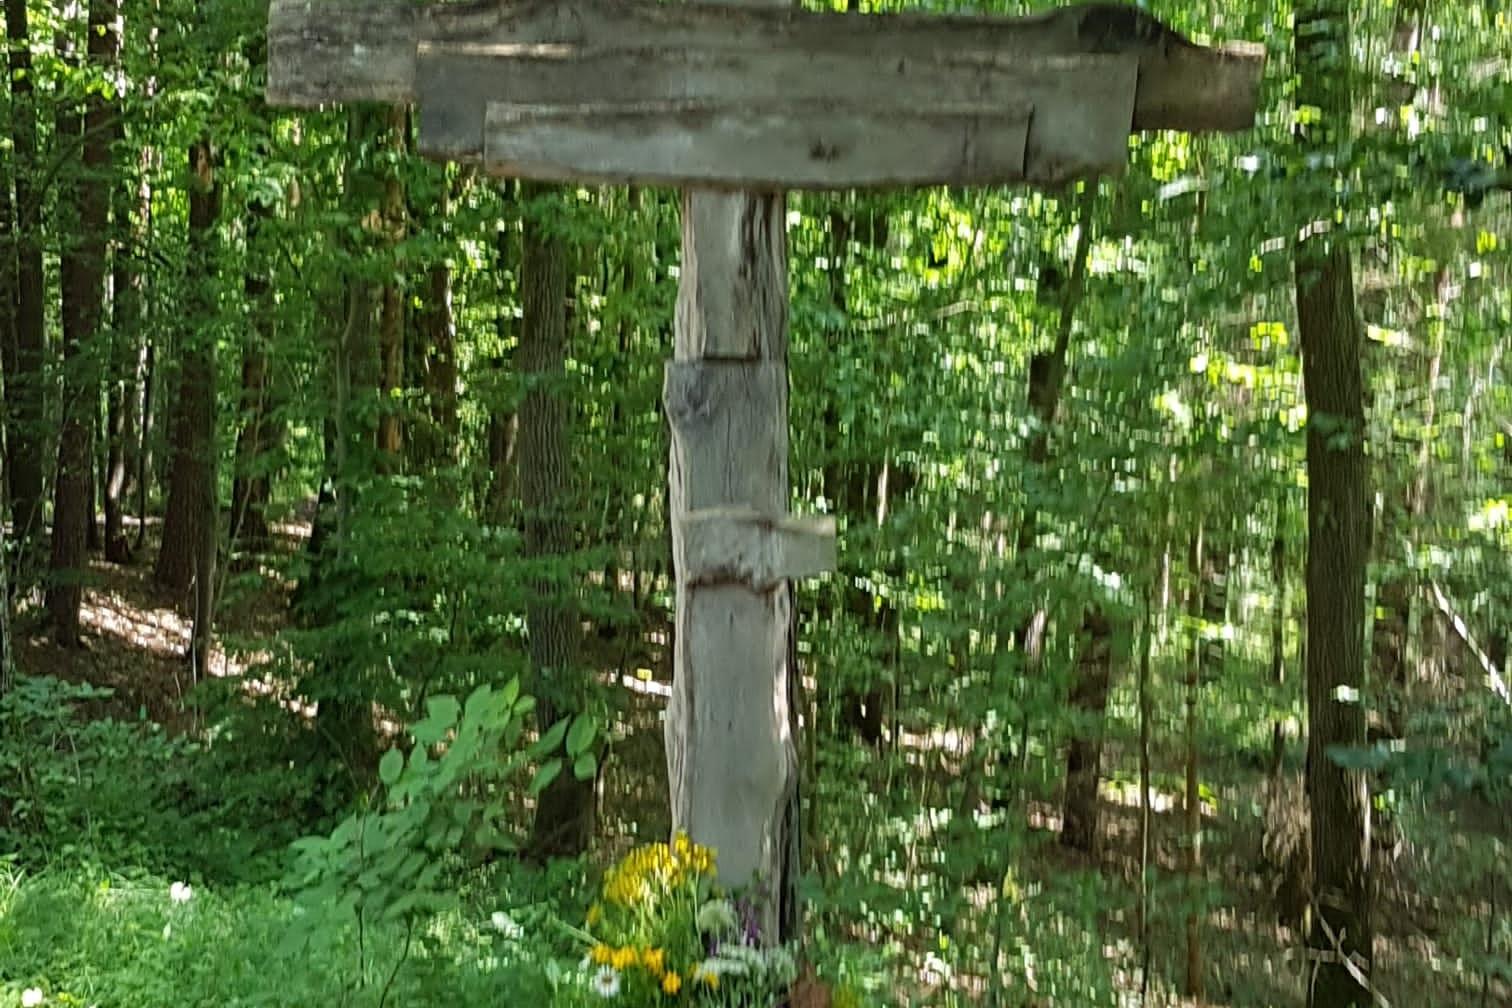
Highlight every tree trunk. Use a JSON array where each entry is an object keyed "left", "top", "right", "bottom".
[
  {"left": 231, "top": 198, "right": 277, "bottom": 553},
  {"left": 134, "top": 335, "right": 155, "bottom": 551},
  {"left": 1060, "top": 607, "right": 1113, "bottom": 854},
  {"left": 155, "top": 139, "right": 220, "bottom": 630},
  {"left": 47, "top": 0, "right": 115, "bottom": 644},
  {"left": 104, "top": 222, "right": 141, "bottom": 564},
  {"left": 375, "top": 105, "right": 407, "bottom": 462},
  {"left": 3, "top": 0, "right": 48, "bottom": 580},
  {"left": 1295, "top": 4, "right": 1374, "bottom": 1003},
  {"left": 412, "top": 174, "right": 458, "bottom": 472},
  {"left": 1183, "top": 519, "right": 1228, "bottom": 997},
  {"left": 485, "top": 188, "right": 519, "bottom": 523},
  {"left": 519, "top": 184, "right": 593, "bottom": 860}
]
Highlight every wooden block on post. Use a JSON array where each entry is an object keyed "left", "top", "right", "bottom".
[
  {"left": 417, "top": 45, "right": 1136, "bottom": 186},
  {"left": 681, "top": 508, "right": 837, "bottom": 592},
  {"left": 481, "top": 99, "right": 1035, "bottom": 190}
]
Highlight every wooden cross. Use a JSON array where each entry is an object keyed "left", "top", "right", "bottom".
[{"left": 268, "top": 0, "right": 1263, "bottom": 938}]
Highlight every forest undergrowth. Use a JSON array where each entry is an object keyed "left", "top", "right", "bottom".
[{"left": 1, "top": 522, "right": 1504, "bottom": 1008}]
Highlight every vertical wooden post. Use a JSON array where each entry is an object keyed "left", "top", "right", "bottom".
[{"left": 663, "top": 0, "right": 797, "bottom": 941}]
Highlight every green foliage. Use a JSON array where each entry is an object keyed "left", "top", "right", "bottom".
[
  {"left": 0, "top": 677, "right": 300, "bottom": 879},
  {"left": 285, "top": 680, "right": 562, "bottom": 950}
]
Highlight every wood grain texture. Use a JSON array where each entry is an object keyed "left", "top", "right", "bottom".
[
  {"left": 480, "top": 99, "right": 1035, "bottom": 189},
  {"left": 681, "top": 507, "right": 837, "bottom": 590},
  {"left": 269, "top": 0, "right": 1263, "bottom": 133},
  {"left": 420, "top": 46, "right": 1135, "bottom": 186}
]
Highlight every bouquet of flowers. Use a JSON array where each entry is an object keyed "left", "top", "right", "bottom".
[{"left": 554, "top": 832, "right": 799, "bottom": 1005}]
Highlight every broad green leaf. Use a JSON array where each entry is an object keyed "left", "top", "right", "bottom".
[
  {"left": 573, "top": 752, "right": 597, "bottom": 781},
  {"left": 530, "top": 758, "right": 563, "bottom": 795},
  {"left": 566, "top": 714, "right": 597, "bottom": 758}
]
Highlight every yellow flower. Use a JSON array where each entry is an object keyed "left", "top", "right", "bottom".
[
  {"left": 661, "top": 971, "right": 682, "bottom": 995},
  {"left": 590, "top": 943, "right": 613, "bottom": 965},
  {"left": 586, "top": 903, "right": 602, "bottom": 926},
  {"left": 641, "top": 946, "right": 666, "bottom": 976},
  {"left": 611, "top": 946, "right": 637, "bottom": 971},
  {"left": 694, "top": 967, "right": 720, "bottom": 990}
]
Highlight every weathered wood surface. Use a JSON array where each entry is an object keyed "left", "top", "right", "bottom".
[
  {"left": 681, "top": 508, "right": 836, "bottom": 590},
  {"left": 269, "top": 0, "right": 1264, "bottom": 133},
  {"left": 664, "top": 194, "right": 805, "bottom": 940},
  {"left": 420, "top": 47, "right": 1135, "bottom": 185},
  {"left": 481, "top": 99, "right": 1035, "bottom": 189}
]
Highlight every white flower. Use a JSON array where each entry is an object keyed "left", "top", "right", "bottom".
[
  {"left": 21, "top": 989, "right": 44, "bottom": 1008},
  {"left": 489, "top": 910, "right": 522, "bottom": 938},
  {"left": 766, "top": 946, "right": 798, "bottom": 984},
  {"left": 700, "top": 955, "right": 748, "bottom": 978},
  {"left": 695, "top": 898, "right": 737, "bottom": 935},
  {"left": 169, "top": 882, "right": 193, "bottom": 904},
  {"left": 589, "top": 966, "right": 621, "bottom": 998},
  {"left": 723, "top": 943, "right": 767, "bottom": 973}
]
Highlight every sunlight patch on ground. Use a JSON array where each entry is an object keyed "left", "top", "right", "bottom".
[{"left": 79, "top": 578, "right": 256, "bottom": 681}]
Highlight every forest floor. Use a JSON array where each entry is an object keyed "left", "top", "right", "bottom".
[{"left": 9, "top": 526, "right": 1508, "bottom": 1008}]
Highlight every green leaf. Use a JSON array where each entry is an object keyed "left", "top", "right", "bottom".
[
  {"left": 566, "top": 714, "right": 597, "bottom": 758},
  {"left": 530, "top": 758, "right": 563, "bottom": 795},
  {"left": 530, "top": 717, "right": 569, "bottom": 758},
  {"left": 573, "top": 751, "right": 598, "bottom": 781},
  {"left": 427, "top": 694, "right": 461, "bottom": 728},
  {"left": 379, "top": 748, "right": 404, "bottom": 787}
]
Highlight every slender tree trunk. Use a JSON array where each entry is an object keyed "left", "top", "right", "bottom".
[
  {"left": 155, "top": 139, "right": 220, "bottom": 630},
  {"left": 232, "top": 198, "right": 277, "bottom": 552},
  {"left": 1270, "top": 494, "right": 1290, "bottom": 776},
  {"left": 413, "top": 174, "right": 458, "bottom": 472},
  {"left": 104, "top": 221, "right": 141, "bottom": 563},
  {"left": 520, "top": 184, "right": 593, "bottom": 860},
  {"left": 375, "top": 106, "right": 407, "bottom": 462},
  {"left": 486, "top": 186, "right": 519, "bottom": 523},
  {"left": 48, "top": 0, "right": 116, "bottom": 644},
  {"left": 134, "top": 335, "right": 155, "bottom": 550},
  {"left": 3, "top": 0, "right": 48, "bottom": 580},
  {"left": 1295, "top": 4, "right": 1374, "bottom": 1004},
  {"left": 1183, "top": 519, "right": 1227, "bottom": 998},
  {"left": 1060, "top": 607, "right": 1113, "bottom": 854}
]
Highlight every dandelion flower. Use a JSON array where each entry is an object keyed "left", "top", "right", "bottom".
[
  {"left": 590, "top": 966, "right": 621, "bottom": 998},
  {"left": 640, "top": 946, "right": 666, "bottom": 976},
  {"left": 610, "top": 946, "right": 637, "bottom": 971},
  {"left": 661, "top": 971, "right": 682, "bottom": 995},
  {"left": 169, "top": 881, "right": 193, "bottom": 904},
  {"left": 21, "top": 989, "right": 44, "bottom": 1008},
  {"left": 590, "top": 943, "right": 614, "bottom": 966}
]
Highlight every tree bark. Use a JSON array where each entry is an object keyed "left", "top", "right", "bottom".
[
  {"left": 3, "top": 0, "right": 48, "bottom": 580},
  {"left": 231, "top": 198, "right": 278, "bottom": 553},
  {"left": 518, "top": 184, "right": 593, "bottom": 860},
  {"left": 1294, "top": 3, "right": 1374, "bottom": 1003},
  {"left": 154, "top": 139, "right": 220, "bottom": 629},
  {"left": 104, "top": 238, "right": 141, "bottom": 563},
  {"left": 375, "top": 105, "right": 407, "bottom": 462},
  {"left": 48, "top": 0, "right": 115, "bottom": 644},
  {"left": 1060, "top": 607, "right": 1113, "bottom": 854},
  {"left": 1183, "top": 519, "right": 1227, "bottom": 998}
]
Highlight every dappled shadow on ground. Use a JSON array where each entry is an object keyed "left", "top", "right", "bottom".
[{"left": 12, "top": 523, "right": 295, "bottom": 728}]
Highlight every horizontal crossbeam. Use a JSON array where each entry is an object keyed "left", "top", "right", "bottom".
[
  {"left": 269, "top": 0, "right": 1264, "bottom": 132},
  {"left": 420, "top": 47, "right": 1137, "bottom": 186}
]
